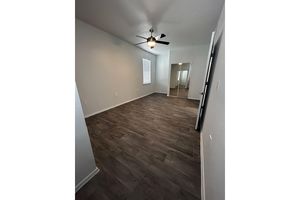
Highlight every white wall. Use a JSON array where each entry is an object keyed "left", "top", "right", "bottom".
[
  {"left": 75, "top": 85, "right": 97, "bottom": 187},
  {"left": 214, "top": 6, "right": 225, "bottom": 45},
  {"left": 201, "top": 5, "right": 225, "bottom": 200},
  {"left": 155, "top": 52, "right": 170, "bottom": 94},
  {"left": 169, "top": 45, "right": 209, "bottom": 100},
  {"left": 76, "top": 19, "right": 156, "bottom": 117}
]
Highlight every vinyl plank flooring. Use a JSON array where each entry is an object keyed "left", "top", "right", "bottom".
[{"left": 76, "top": 93, "right": 201, "bottom": 200}]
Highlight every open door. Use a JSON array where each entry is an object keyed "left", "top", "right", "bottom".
[{"left": 195, "top": 32, "right": 215, "bottom": 130}]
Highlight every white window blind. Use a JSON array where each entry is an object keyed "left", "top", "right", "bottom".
[{"left": 142, "top": 59, "right": 151, "bottom": 84}]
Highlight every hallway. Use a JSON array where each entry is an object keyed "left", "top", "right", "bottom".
[{"left": 76, "top": 93, "right": 201, "bottom": 200}]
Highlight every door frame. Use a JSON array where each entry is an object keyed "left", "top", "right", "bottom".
[
  {"left": 167, "top": 62, "right": 192, "bottom": 98},
  {"left": 195, "top": 31, "right": 215, "bottom": 130}
]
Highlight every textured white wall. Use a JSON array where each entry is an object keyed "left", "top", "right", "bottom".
[
  {"left": 76, "top": 19, "right": 156, "bottom": 117},
  {"left": 75, "top": 85, "right": 97, "bottom": 186},
  {"left": 169, "top": 45, "right": 209, "bottom": 100},
  {"left": 201, "top": 5, "right": 225, "bottom": 200},
  {"left": 155, "top": 52, "right": 170, "bottom": 94}
]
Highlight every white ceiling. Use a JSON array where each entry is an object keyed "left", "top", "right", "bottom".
[{"left": 76, "top": 0, "right": 224, "bottom": 55}]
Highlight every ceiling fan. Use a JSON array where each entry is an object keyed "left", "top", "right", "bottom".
[{"left": 135, "top": 28, "right": 169, "bottom": 49}]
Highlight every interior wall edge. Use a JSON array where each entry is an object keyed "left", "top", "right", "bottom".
[
  {"left": 75, "top": 18, "right": 158, "bottom": 57},
  {"left": 75, "top": 167, "right": 100, "bottom": 193},
  {"left": 200, "top": 133, "right": 206, "bottom": 200}
]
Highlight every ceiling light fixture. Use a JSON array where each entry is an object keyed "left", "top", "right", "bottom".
[
  {"left": 135, "top": 28, "right": 169, "bottom": 49},
  {"left": 178, "top": 63, "right": 183, "bottom": 65},
  {"left": 147, "top": 37, "right": 156, "bottom": 48}
]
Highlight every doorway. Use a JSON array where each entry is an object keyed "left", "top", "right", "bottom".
[{"left": 169, "top": 63, "right": 191, "bottom": 98}]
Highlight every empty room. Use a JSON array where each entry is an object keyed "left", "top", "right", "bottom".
[
  {"left": 75, "top": 0, "right": 224, "bottom": 199},
  {"left": 4, "top": 1, "right": 300, "bottom": 200}
]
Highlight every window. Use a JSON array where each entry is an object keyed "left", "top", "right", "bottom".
[{"left": 142, "top": 59, "right": 151, "bottom": 84}]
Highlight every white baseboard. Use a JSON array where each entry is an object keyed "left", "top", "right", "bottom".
[
  {"left": 76, "top": 167, "right": 100, "bottom": 192},
  {"left": 188, "top": 97, "right": 200, "bottom": 101},
  {"left": 200, "top": 133, "right": 206, "bottom": 200},
  {"left": 84, "top": 92, "right": 154, "bottom": 118},
  {"left": 154, "top": 91, "right": 167, "bottom": 95}
]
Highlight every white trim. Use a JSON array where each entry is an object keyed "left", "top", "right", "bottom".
[
  {"left": 166, "top": 94, "right": 200, "bottom": 100},
  {"left": 84, "top": 92, "right": 154, "bottom": 118},
  {"left": 155, "top": 91, "right": 167, "bottom": 95},
  {"left": 200, "top": 133, "right": 206, "bottom": 200},
  {"left": 188, "top": 97, "right": 200, "bottom": 101},
  {"left": 76, "top": 167, "right": 100, "bottom": 192}
]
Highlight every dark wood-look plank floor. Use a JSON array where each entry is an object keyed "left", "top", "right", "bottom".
[
  {"left": 169, "top": 88, "right": 189, "bottom": 98},
  {"left": 76, "top": 93, "right": 200, "bottom": 200}
]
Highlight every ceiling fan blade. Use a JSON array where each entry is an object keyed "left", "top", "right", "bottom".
[
  {"left": 156, "top": 40, "right": 169, "bottom": 45},
  {"left": 155, "top": 33, "right": 166, "bottom": 40},
  {"left": 135, "top": 41, "right": 147, "bottom": 45},
  {"left": 136, "top": 35, "right": 147, "bottom": 39}
]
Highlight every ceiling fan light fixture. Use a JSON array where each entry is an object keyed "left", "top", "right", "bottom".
[
  {"left": 135, "top": 29, "right": 169, "bottom": 48},
  {"left": 147, "top": 39, "right": 156, "bottom": 48}
]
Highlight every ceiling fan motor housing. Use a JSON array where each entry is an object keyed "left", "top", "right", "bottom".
[{"left": 147, "top": 36, "right": 156, "bottom": 43}]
